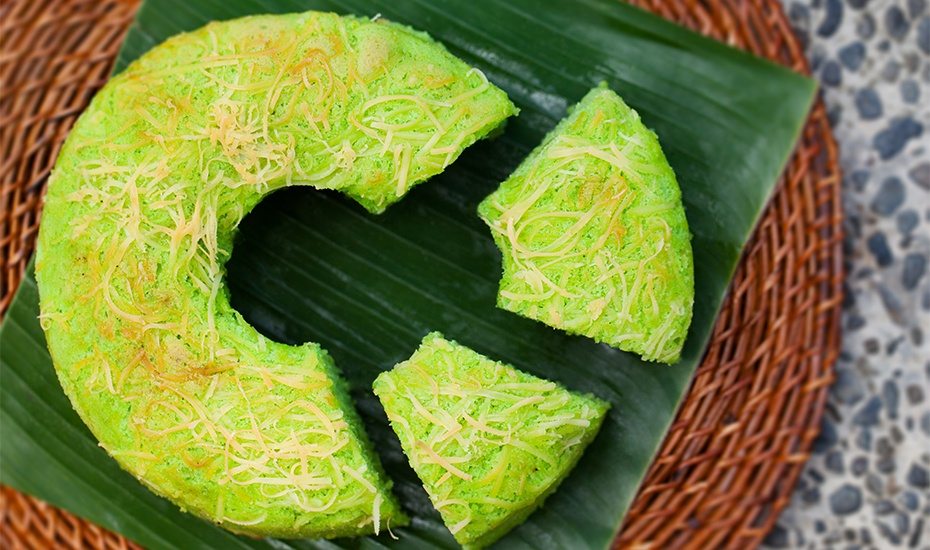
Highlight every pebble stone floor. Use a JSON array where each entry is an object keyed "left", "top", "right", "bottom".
[{"left": 765, "top": 0, "right": 930, "bottom": 548}]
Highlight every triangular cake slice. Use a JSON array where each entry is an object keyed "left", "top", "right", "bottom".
[
  {"left": 479, "top": 84, "right": 694, "bottom": 363},
  {"left": 373, "top": 332, "right": 609, "bottom": 548}
]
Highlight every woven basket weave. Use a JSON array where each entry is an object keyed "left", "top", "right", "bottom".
[{"left": 0, "top": 0, "right": 842, "bottom": 548}]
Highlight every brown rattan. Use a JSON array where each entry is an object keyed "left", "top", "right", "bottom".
[{"left": 0, "top": 0, "right": 842, "bottom": 548}]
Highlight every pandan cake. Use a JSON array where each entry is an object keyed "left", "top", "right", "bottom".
[
  {"left": 478, "top": 84, "right": 694, "bottom": 364},
  {"left": 35, "top": 12, "right": 516, "bottom": 538},
  {"left": 373, "top": 333, "right": 609, "bottom": 548}
]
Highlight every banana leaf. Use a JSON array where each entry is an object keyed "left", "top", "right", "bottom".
[{"left": 0, "top": 0, "right": 816, "bottom": 548}]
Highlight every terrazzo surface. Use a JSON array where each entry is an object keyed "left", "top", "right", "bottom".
[{"left": 767, "top": 0, "right": 930, "bottom": 548}]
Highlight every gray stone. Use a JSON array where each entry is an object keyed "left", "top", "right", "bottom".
[
  {"left": 815, "top": 520, "right": 826, "bottom": 534},
  {"left": 856, "top": 12, "right": 876, "bottom": 39},
  {"left": 921, "top": 412, "right": 930, "bottom": 437},
  {"left": 818, "top": 0, "right": 844, "bottom": 37},
  {"left": 874, "top": 117, "right": 924, "bottom": 159},
  {"left": 877, "top": 456, "right": 896, "bottom": 473},
  {"left": 877, "top": 520, "right": 901, "bottom": 544},
  {"left": 813, "top": 416, "right": 838, "bottom": 452},
  {"left": 829, "top": 484, "right": 863, "bottom": 515},
  {"left": 856, "top": 427, "right": 873, "bottom": 450},
  {"left": 827, "top": 105, "right": 843, "bottom": 126},
  {"left": 919, "top": 16, "right": 930, "bottom": 55},
  {"left": 911, "top": 0, "right": 928, "bottom": 17},
  {"left": 825, "top": 450, "right": 845, "bottom": 473},
  {"left": 871, "top": 176, "right": 906, "bottom": 216},
  {"left": 903, "top": 253, "right": 927, "bottom": 290},
  {"left": 810, "top": 45, "right": 827, "bottom": 71},
  {"left": 899, "top": 490, "right": 919, "bottom": 511},
  {"left": 866, "top": 232, "right": 893, "bottom": 266},
  {"left": 908, "top": 161, "right": 930, "bottom": 191},
  {"left": 789, "top": 3, "right": 811, "bottom": 32},
  {"left": 850, "top": 168, "right": 870, "bottom": 190},
  {"left": 896, "top": 209, "right": 919, "bottom": 234},
  {"left": 881, "top": 59, "right": 901, "bottom": 81},
  {"left": 875, "top": 499, "right": 895, "bottom": 514},
  {"left": 910, "top": 519, "right": 925, "bottom": 547},
  {"left": 764, "top": 524, "right": 789, "bottom": 548},
  {"left": 852, "top": 456, "right": 869, "bottom": 476},
  {"left": 866, "top": 472, "right": 884, "bottom": 494},
  {"left": 892, "top": 511, "right": 910, "bottom": 536},
  {"left": 832, "top": 367, "right": 865, "bottom": 404},
  {"left": 890, "top": 425, "right": 904, "bottom": 444},
  {"left": 872, "top": 177, "right": 906, "bottom": 215},
  {"left": 789, "top": 5, "right": 811, "bottom": 47},
  {"left": 877, "top": 436, "right": 894, "bottom": 457},
  {"left": 885, "top": 5, "right": 911, "bottom": 39},
  {"left": 839, "top": 42, "right": 866, "bottom": 70},
  {"left": 906, "top": 463, "right": 929, "bottom": 488},
  {"left": 878, "top": 284, "right": 906, "bottom": 326},
  {"left": 822, "top": 60, "right": 842, "bottom": 86},
  {"left": 843, "top": 216, "right": 862, "bottom": 245},
  {"left": 854, "top": 87, "right": 882, "bottom": 119},
  {"left": 900, "top": 79, "right": 920, "bottom": 103},
  {"left": 906, "top": 384, "right": 924, "bottom": 404},
  {"left": 882, "top": 380, "right": 899, "bottom": 418},
  {"left": 886, "top": 336, "right": 905, "bottom": 355},
  {"left": 802, "top": 486, "right": 820, "bottom": 503},
  {"left": 847, "top": 314, "right": 866, "bottom": 330}
]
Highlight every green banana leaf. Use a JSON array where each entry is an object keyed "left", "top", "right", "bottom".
[{"left": 0, "top": 0, "right": 816, "bottom": 548}]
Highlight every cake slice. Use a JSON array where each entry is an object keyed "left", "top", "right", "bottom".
[
  {"left": 478, "top": 84, "right": 694, "bottom": 363},
  {"left": 373, "top": 332, "right": 609, "bottom": 548}
]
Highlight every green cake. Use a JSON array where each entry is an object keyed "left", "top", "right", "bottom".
[
  {"left": 373, "top": 333, "right": 609, "bottom": 548},
  {"left": 479, "top": 84, "right": 694, "bottom": 363},
  {"left": 35, "top": 12, "right": 515, "bottom": 538}
]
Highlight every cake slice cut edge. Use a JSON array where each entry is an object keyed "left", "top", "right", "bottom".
[{"left": 373, "top": 332, "right": 610, "bottom": 548}]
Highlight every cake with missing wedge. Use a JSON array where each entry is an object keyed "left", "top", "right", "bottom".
[
  {"left": 36, "top": 11, "right": 517, "bottom": 538},
  {"left": 479, "top": 84, "right": 694, "bottom": 364},
  {"left": 373, "top": 332, "right": 609, "bottom": 548}
]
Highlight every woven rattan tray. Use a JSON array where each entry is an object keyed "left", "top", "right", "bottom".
[{"left": 0, "top": 0, "right": 842, "bottom": 548}]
